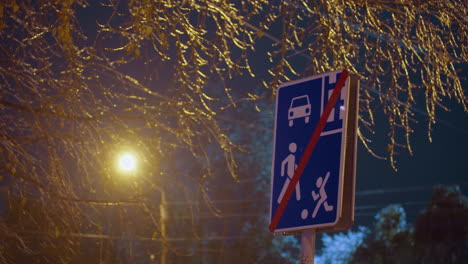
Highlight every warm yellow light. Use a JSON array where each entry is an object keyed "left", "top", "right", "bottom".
[{"left": 118, "top": 152, "right": 137, "bottom": 173}]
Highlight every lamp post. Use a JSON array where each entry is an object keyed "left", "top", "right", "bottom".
[
  {"left": 116, "top": 151, "right": 168, "bottom": 264},
  {"left": 158, "top": 188, "right": 167, "bottom": 264}
]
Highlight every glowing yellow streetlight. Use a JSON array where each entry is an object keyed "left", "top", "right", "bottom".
[
  {"left": 117, "top": 152, "right": 138, "bottom": 173},
  {"left": 114, "top": 149, "right": 166, "bottom": 264}
]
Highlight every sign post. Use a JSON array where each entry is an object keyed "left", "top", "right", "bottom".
[
  {"left": 269, "top": 69, "right": 359, "bottom": 262},
  {"left": 300, "top": 229, "right": 316, "bottom": 264}
]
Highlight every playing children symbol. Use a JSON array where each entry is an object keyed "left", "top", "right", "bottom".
[{"left": 311, "top": 172, "right": 334, "bottom": 218}]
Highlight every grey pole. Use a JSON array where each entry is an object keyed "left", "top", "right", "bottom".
[
  {"left": 159, "top": 190, "right": 168, "bottom": 264},
  {"left": 301, "top": 229, "right": 316, "bottom": 264}
]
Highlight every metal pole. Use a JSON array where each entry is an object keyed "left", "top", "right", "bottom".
[
  {"left": 159, "top": 190, "right": 168, "bottom": 264},
  {"left": 301, "top": 229, "right": 316, "bottom": 264}
]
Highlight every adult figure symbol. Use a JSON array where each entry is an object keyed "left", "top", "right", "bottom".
[
  {"left": 311, "top": 172, "right": 333, "bottom": 218},
  {"left": 277, "top": 142, "right": 301, "bottom": 204}
]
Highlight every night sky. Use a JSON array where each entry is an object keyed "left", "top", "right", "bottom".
[{"left": 354, "top": 95, "right": 468, "bottom": 227}]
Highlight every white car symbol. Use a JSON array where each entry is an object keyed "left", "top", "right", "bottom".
[{"left": 288, "top": 95, "right": 311, "bottom": 127}]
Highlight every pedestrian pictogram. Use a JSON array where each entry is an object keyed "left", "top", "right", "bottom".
[{"left": 278, "top": 142, "right": 300, "bottom": 204}]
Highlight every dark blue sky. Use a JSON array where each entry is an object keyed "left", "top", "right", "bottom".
[{"left": 354, "top": 98, "right": 468, "bottom": 227}]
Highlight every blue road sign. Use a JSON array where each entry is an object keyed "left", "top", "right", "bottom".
[{"left": 270, "top": 70, "right": 349, "bottom": 233}]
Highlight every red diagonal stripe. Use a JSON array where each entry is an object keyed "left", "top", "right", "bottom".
[{"left": 269, "top": 69, "right": 349, "bottom": 232}]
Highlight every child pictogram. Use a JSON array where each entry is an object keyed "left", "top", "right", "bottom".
[
  {"left": 311, "top": 172, "right": 334, "bottom": 218},
  {"left": 277, "top": 142, "right": 301, "bottom": 204}
]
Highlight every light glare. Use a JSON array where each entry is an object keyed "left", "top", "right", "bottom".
[{"left": 118, "top": 152, "right": 137, "bottom": 172}]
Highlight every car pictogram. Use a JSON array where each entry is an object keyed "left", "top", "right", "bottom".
[{"left": 288, "top": 95, "right": 311, "bottom": 127}]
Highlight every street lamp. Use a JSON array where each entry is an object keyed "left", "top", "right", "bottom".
[
  {"left": 114, "top": 150, "right": 167, "bottom": 264},
  {"left": 116, "top": 151, "right": 138, "bottom": 174}
]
